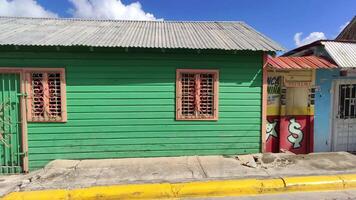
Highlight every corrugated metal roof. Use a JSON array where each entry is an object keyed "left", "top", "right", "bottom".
[
  {"left": 336, "top": 16, "right": 356, "bottom": 41},
  {"left": 321, "top": 41, "right": 356, "bottom": 68},
  {"left": 266, "top": 56, "right": 337, "bottom": 70},
  {"left": 0, "top": 16, "right": 284, "bottom": 51}
]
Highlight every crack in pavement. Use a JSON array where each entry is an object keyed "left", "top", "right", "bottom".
[{"left": 196, "top": 156, "right": 208, "bottom": 178}]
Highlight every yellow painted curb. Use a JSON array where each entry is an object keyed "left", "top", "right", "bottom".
[
  {"left": 2, "top": 190, "right": 69, "bottom": 200},
  {"left": 282, "top": 175, "right": 344, "bottom": 192},
  {"left": 3, "top": 174, "right": 356, "bottom": 200},
  {"left": 172, "top": 178, "right": 285, "bottom": 198},
  {"left": 339, "top": 174, "right": 356, "bottom": 189},
  {"left": 70, "top": 183, "right": 174, "bottom": 200}
]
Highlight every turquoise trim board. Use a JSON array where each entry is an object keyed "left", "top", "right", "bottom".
[{"left": 315, "top": 69, "right": 337, "bottom": 152}]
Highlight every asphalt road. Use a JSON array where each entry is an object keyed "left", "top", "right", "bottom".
[{"left": 186, "top": 189, "right": 356, "bottom": 200}]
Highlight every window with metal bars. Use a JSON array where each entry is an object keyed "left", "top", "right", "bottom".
[
  {"left": 338, "top": 84, "right": 356, "bottom": 119},
  {"left": 25, "top": 69, "right": 67, "bottom": 122},
  {"left": 176, "top": 69, "right": 219, "bottom": 120}
]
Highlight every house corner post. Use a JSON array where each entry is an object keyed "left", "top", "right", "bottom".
[
  {"left": 261, "top": 53, "right": 268, "bottom": 153},
  {"left": 20, "top": 70, "right": 29, "bottom": 172}
]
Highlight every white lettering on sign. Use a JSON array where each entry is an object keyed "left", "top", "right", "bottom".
[
  {"left": 287, "top": 118, "right": 304, "bottom": 148},
  {"left": 267, "top": 76, "right": 281, "bottom": 94},
  {"left": 266, "top": 120, "right": 278, "bottom": 141}
]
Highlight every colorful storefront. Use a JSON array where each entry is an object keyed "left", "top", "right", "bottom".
[
  {"left": 265, "top": 56, "right": 337, "bottom": 154},
  {"left": 284, "top": 40, "right": 356, "bottom": 152}
]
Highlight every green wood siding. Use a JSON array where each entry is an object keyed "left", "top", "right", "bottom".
[
  {"left": 0, "top": 50, "right": 263, "bottom": 170},
  {"left": 0, "top": 74, "right": 22, "bottom": 173}
]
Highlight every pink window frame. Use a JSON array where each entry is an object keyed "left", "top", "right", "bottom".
[
  {"left": 25, "top": 68, "right": 67, "bottom": 123},
  {"left": 176, "top": 69, "right": 219, "bottom": 121}
]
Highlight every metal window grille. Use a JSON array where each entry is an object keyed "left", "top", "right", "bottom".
[
  {"left": 31, "top": 73, "right": 45, "bottom": 119},
  {"left": 199, "top": 73, "right": 214, "bottom": 116},
  {"left": 338, "top": 84, "right": 356, "bottom": 119},
  {"left": 27, "top": 70, "right": 66, "bottom": 122},
  {"left": 177, "top": 69, "right": 218, "bottom": 120},
  {"left": 181, "top": 73, "right": 196, "bottom": 117}
]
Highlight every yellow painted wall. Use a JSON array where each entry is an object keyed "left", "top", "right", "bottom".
[{"left": 267, "top": 70, "right": 315, "bottom": 116}]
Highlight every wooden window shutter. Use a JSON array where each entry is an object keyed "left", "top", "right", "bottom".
[
  {"left": 26, "top": 69, "right": 67, "bottom": 122},
  {"left": 176, "top": 69, "right": 219, "bottom": 120}
]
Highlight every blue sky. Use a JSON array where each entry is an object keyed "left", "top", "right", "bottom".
[{"left": 1, "top": 0, "right": 355, "bottom": 51}]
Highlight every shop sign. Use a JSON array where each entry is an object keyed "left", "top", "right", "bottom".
[
  {"left": 267, "top": 76, "right": 281, "bottom": 105},
  {"left": 284, "top": 80, "right": 311, "bottom": 88}
]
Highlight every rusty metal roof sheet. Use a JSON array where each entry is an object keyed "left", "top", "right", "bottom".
[
  {"left": 266, "top": 56, "right": 338, "bottom": 70},
  {"left": 336, "top": 16, "right": 356, "bottom": 41},
  {"left": 0, "top": 16, "right": 284, "bottom": 51},
  {"left": 321, "top": 41, "right": 356, "bottom": 68}
]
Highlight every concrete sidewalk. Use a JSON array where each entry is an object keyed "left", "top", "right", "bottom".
[{"left": 2, "top": 152, "right": 356, "bottom": 197}]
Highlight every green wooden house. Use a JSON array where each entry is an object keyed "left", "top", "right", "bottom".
[{"left": 0, "top": 17, "right": 283, "bottom": 173}]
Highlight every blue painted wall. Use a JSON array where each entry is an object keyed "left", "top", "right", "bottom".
[
  {"left": 314, "top": 69, "right": 356, "bottom": 152},
  {"left": 314, "top": 69, "right": 338, "bottom": 152}
]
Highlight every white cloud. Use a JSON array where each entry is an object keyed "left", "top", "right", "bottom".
[
  {"left": 339, "top": 21, "right": 350, "bottom": 32},
  {"left": 0, "top": 0, "right": 57, "bottom": 18},
  {"left": 294, "top": 32, "right": 326, "bottom": 47},
  {"left": 68, "top": 0, "right": 160, "bottom": 20}
]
